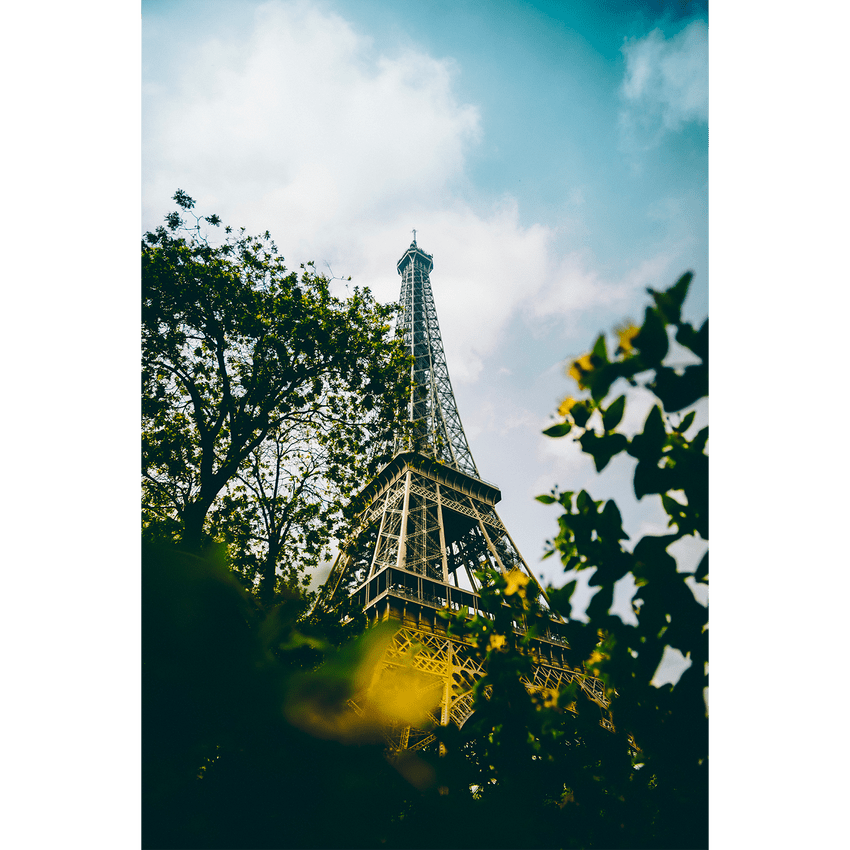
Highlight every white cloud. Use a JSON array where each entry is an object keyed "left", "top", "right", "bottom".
[
  {"left": 620, "top": 20, "right": 708, "bottom": 135},
  {"left": 526, "top": 248, "right": 682, "bottom": 349},
  {"left": 466, "top": 396, "right": 538, "bottom": 442},
  {"left": 143, "top": 1, "right": 481, "bottom": 243},
  {"left": 143, "top": 1, "right": 559, "bottom": 383},
  {"left": 143, "top": 0, "right": 690, "bottom": 391}
]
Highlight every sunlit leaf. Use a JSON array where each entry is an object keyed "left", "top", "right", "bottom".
[
  {"left": 543, "top": 421, "right": 572, "bottom": 438},
  {"left": 602, "top": 395, "right": 626, "bottom": 431},
  {"left": 635, "top": 306, "right": 668, "bottom": 366},
  {"left": 648, "top": 271, "right": 692, "bottom": 325}
]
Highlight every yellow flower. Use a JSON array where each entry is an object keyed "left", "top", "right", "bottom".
[
  {"left": 488, "top": 634, "right": 507, "bottom": 652},
  {"left": 616, "top": 323, "right": 640, "bottom": 354},
  {"left": 557, "top": 396, "right": 577, "bottom": 417},
  {"left": 504, "top": 568, "right": 531, "bottom": 598},
  {"left": 541, "top": 688, "right": 558, "bottom": 708},
  {"left": 283, "top": 626, "right": 438, "bottom": 744},
  {"left": 559, "top": 790, "right": 576, "bottom": 808},
  {"left": 567, "top": 353, "right": 594, "bottom": 385}
]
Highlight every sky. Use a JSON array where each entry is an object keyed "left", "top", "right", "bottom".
[{"left": 142, "top": 0, "right": 709, "bottom": 611}]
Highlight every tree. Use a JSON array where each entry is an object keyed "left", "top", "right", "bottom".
[
  {"left": 142, "top": 191, "right": 410, "bottom": 600},
  {"left": 535, "top": 270, "right": 709, "bottom": 847},
  {"left": 408, "top": 271, "right": 708, "bottom": 849}
]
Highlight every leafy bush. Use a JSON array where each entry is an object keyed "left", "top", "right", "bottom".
[
  {"left": 419, "top": 272, "right": 708, "bottom": 848},
  {"left": 537, "top": 271, "right": 708, "bottom": 847}
]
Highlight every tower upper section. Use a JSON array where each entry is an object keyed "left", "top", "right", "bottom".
[{"left": 394, "top": 240, "right": 480, "bottom": 479}]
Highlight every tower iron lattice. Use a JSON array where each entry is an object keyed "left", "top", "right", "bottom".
[{"left": 319, "top": 239, "right": 610, "bottom": 754}]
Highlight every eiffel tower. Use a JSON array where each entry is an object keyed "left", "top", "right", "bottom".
[{"left": 319, "top": 238, "right": 609, "bottom": 754}]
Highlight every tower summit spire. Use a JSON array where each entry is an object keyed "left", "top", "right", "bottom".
[{"left": 394, "top": 240, "right": 479, "bottom": 478}]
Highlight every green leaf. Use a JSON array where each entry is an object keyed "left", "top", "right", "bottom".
[
  {"left": 634, "top": 306, "right": 668, "bottom": 366},
  {"left": 571, "top": 400, "right": 592, "bottom": 428},
  {"left": 557, "top": 490, "right": 575, "bottom": 511},
  {"left": 634, "top": 458, "right": 673, "bottom": 500},
  {"left": 547, "top": 580, "right": 578, "bottom": 618},
  {"left": 578, "top": 431, "right": 629, "bottom": 472},
  {"left": 677, "top": 317, "right": 708, "bottom": 362},
  {"left": 627, "top": 405, "right": 667, "bottom": 462},
  {"left": 535, "top": 494, "right": 557, "bottom": 504},
  {"left": 693, "top": 318, "right": 708, "bottom": 361},
  {"left": 660, "top": 493, "right": 684, "bottom": 519},
  {"left": 650, "top": 364, "right": 708, "bottom": 413},
  {"left": 543, "top": 421, "right": 572, "bottom": 438},
  {"left": 602, "top": 395, "right": 626, "bottom": 431},
  {"left": 649, "top": 271, "right": 692, "bottom": 325},
  {"left": 675, "top": 411, "right": 696, "bottom": 433},
  {"left": 585, "top": 583, "right": 614, "bottom": 623},
  {"left": 591, "top": 333, "right": 609, "bottom": 364},
  {"left": 588, "top": 362, "right": 619, "bottom": 402},
  {"left": 694, "top": 551, "right": 708, "bottom": 582},
  {"left": 598, "top": 500, "right": 628, "bottom": 541},
  {"left": 172, "top": 188, "right": 195, "bottom": 210},
  {"left": 632, "top": 535, "right": 679, "bottom": 584},
  {"left": 576, "top": 490, "right": 595, "bottom": 513}
]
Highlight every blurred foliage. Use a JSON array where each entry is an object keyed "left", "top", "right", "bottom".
[
  {"left": 430, "top": 569, "right": 643, "bottom": 850},
  {"left": 143, "top": 240, "right": 707, "bottom": 847},
  {"left": 536, "top": 271, "right": 709, "bottom": 847},
  {"left": 143, "top": 541, "right": 420, "bottom": 849},
  {"left": 142, "top": 191, "right": 411, "bottom": 603}
]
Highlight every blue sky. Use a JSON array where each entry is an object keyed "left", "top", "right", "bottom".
[{"left": 142, "top": 0, "right": 709, "bottom": 607}]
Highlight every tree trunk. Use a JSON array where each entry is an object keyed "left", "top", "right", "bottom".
[
  {"left": 181, "top": 499, "right": 213, "bottom": 553},
  {"left": 259, "top": 539, "right": 282, "bottom": 606}
]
